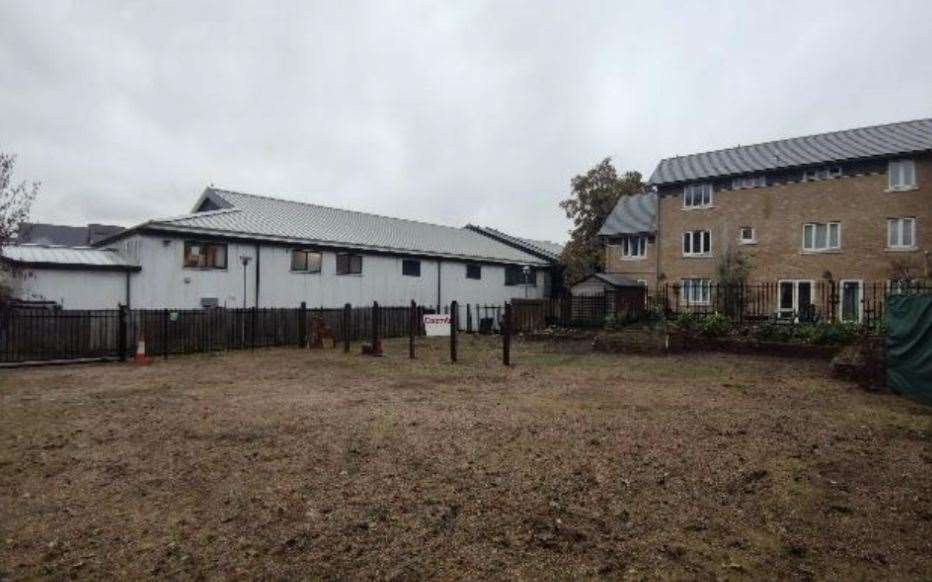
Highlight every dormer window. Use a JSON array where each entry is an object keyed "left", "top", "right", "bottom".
[
  {"left": 732, "top": 175, "right": 766, "bottom": 190},
  {"left": 802, "top": 166, "right": 842, "bottom": 182},
  {"left": 887, "top": 159, "right": 916, "bottom": 191},
  {"left": 683, "top": 183, "right": 712, "bottom": 208}
]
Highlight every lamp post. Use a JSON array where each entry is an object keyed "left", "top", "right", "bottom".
[
  {"left": 522, "top": 265, "right": 531, "bottom": 299},
  {"left": 240, "top": 256, "right": 252, "bottom": 309}
]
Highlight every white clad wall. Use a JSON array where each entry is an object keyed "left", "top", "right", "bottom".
[
  {"left": 7, "top": 268, "right": 128, "bottom": 309},
  {"left": 114, "top": 234, "right": 548, "bottom": 309}
]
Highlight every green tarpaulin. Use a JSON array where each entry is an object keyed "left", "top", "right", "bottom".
[{"left": 886, "top": 294, "right": 932, "bottom": 406}]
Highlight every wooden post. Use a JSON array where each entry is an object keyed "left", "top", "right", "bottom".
[
  {"left": 466, "top": 303, "right": 472, "bottom": 333},
  {"left": 503, "top": 302, "right": 512, "bottom": 366},
  {"left": 343, "top": 303, "right": 351, "bottom": 353},
  {"left": 450, "top": 300, "right": 458, "bottom": 363},
  {"left": 298, "top": 301, "right": 307, "bottom": 348},
  {"left": 118, "top": 303, "right": 128, "bottom": 362},
  {"left": 372, "top": 301, "right": 382, "bottom": 356},
  {"left": 162, "top": 309, "right": 169, "bottom": 359},
  {"left": 409, "top": 300, "right": 416, "bottom": 359}
]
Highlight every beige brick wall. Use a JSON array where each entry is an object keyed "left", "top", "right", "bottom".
[
  {"left": 656, "top": 156, "right": 932, "bottom": 285},
  {"left": 604, "top": 235, "right": 658, "bottom": 288}
]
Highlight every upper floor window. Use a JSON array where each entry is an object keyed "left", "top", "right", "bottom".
[
  {"left": 619, "top": 234, "right": 647, "bottom": 259},
  {"left": 466, "top": 264, "right": 481, "bottom": 280},
  {"left": 183, "top": 241, "right": 227, "bottom": 269},
  {"left": 803, "top": 222, "right": 840, "bottom": 252},
  {"left": 888, "top": 159, "right": 916, "bottom": 191},
  {"left": 732, "top": 175, "right": 766, "bottom": 190},
  {"left": 505, "top": 265, "right": 536, "bottom": 286},
  {"left": 802, "top": 166, "right": 842, "bottom": 182},
  {"left": 683, "top": 183, "right": 713, "bottom": 208},
  {"left": 291, "top": 249, "right": 322, "bottom": 273},
  {"left": 738, "top": 226, "right": 756, "bottom": 244},
  {"left": 682, "top": 230, "right": 711, "bottom": 257},
  {"left": 887, "top": 217, "right": 916, "bottom": 249},
  {"left": 336, "top": 253, "right": 362, "bottom": 275},
  {"left": 402, "top": 259, "right": 421, "bottom": 277}
]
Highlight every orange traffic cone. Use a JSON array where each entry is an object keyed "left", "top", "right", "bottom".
[{"left": 134, "top": 335, "right": 151, "bottom": 365}]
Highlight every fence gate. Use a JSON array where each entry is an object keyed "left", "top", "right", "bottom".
[{"left": 886, "top": 294, "right": 932, "bottom": 405}]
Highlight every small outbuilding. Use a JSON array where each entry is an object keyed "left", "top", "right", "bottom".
[{"left": 570, "top": 272, "right": 645, "bottom": 296}]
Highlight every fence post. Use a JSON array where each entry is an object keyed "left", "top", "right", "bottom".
[
  {"left": 118, "top": 304, "right": 128, "bottom": 361},
  {"left": 372, "top": 301, "right": 382, "bottom": 356},
  {"left": 251, "top": 306, "right": 257, "bottom": 350},
  {"left": 409, "top": 300, "right": 417, "bottom": 359},
  {"left": 298, "top": 301, "right": 307, "bottom": 348},
  {"left": 466, "top": 303, "right": 472, "bottom": 333},
  {"left": 450, "top": 300, "right": 458, "bottom": 363},
  {"left": 162, "top": 309, "right": 169, "bottom": 360},
  {"left": 343, "top": 303, "right": 351, "bottom": 353},
  {"left": 503, "top": 301, "right": 512, "bottom": 366}
]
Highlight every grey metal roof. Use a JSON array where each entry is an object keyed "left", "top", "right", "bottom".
[
  {"left": 1, "top": 244, "right": 139, "bottom": 270},
  {"left": 15, "top": 222, "right": 125, "bottom": 246},
  {"left": 132, "top": 188, "right": 549, "bottom": 266},
  {"left": 649, "top": 118, "right": 932, "bottom": 186},
  {"left": 465, "top": 225, "right": 564, "bottom": 262},
  {"left": 598, "top": 192, "right": 657, "bottom": 236}
]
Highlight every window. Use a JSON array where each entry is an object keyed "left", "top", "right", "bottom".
[
  {"left": 291, "top": 249, "right": 322, "bottom": 273},
  {"left": 402, "top": 259, "right": 421, "bottom": 277},
  {"left": 802, "top": 166, "right": 842, "bottom": 182},
  {"left": 505, "top": 265, "right": 536, "bottom": 286},
  {"left": 887, "top": 159, "right": 916, "bottom": 191},
  {"left": 336, "top": 253, "right": 362, "bottom": 275},
  {"left": 466, "top": 264, "right": 481, "bottom": 280},
  {"left": 683, "top": 183, "right": 713, "bottom": 208},
  {"left": 619, "top": 234, "right": 647, "bottom": 258},
  {"left": 682, "top": 230, "right": 712, "bottom": 256},
  {"left": 183, "top": 241, "right": 227, "bottom": 269},
  {"left": 739, "top": 226, "right": 756, "bottom": 244},
  {"left": 802, "top": 222, "right": 840, "bottom": 252},
  {"left": 681, "top": 279, "right": 711, "bottom": 305},
  {"left": 732, "top": 175, "right": 766, "bottom": 190},
  {"left": 887, "top": 217, "right": 916, "bottom": 249}
]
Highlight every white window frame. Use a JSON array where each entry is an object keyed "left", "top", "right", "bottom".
[
  {"left": 887, "top": 217, "right": 916, "bottom": 249},
  {"left": 738, "top": 226, "right": 756, "bottom": 245},
  {"left": 777, "top": 279, "right": 815, "bottom": 321},
  {"left": 802, "top": 166, "right": 842, "bottom": 182},
  {"left": 682, "top": 230, "right": 712, "bottom": 257},
  {"left": 683, "top": 183, "right": 713, "bottom": 209},
  {"left": 732, "top": 175, "right": 766, "bottom": 190},
  {"left": 619, "top": 234, "right": 647, "bottom": 260},
  {"left": 838, "top": 279, "right": 863, "bottom": 323},
  {"left": 802, "top": 222, "right": 841, "bottom": 252},
  {"left": 680, "top": 278, "right": 711, "bottom": 306},
  {"left": 887, "top": 159, "right": 916, "bottom": 191}
]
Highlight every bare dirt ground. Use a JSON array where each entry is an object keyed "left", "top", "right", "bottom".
[{"left": 1, "top": 336, "right": 930, "bottom": 580}]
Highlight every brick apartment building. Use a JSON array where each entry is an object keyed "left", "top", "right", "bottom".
[{"left": 596, "top": 118, "right": 932, "bottom": 322}]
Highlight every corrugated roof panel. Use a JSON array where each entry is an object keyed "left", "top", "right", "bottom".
[
  {"left": 2, "top": 245, "right": 138, "bottom": 269},
  {"left": 150, "top": 189, "right": 550, "bottom": 266},
  {"left": 648, "top": 118, "right": 932, "bottom": 185}
]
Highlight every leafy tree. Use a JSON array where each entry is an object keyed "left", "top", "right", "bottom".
[
  {"left": 0, "top": 152, "right": 39, "bottom": 301},
  {"left": 558, "top": 158, "right": 644, "bottom": 284}
]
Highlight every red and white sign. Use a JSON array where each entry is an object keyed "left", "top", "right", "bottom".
[{"left": 423, "top": 314, "right": 451, "bottom": 336}]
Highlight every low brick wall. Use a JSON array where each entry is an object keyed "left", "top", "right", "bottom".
[
  {"left": 668, "top": 333, "right": 842, "bottom": 360},
  {"left": 593, "top": 329, "right": 669, "bottom": 355}
]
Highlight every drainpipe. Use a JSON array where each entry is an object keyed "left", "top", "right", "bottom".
[
  {"left": 436, "top": 259, "right": 442, "bottom": 310},
  {"left": 125, "top": 271, "right": 132, "bottom": 308},
  {"left": 254, "top": 242, "right": 261, "bottom": 308},
  {"left": 654, "top": 190, "right": 662, "bottom": 287}
]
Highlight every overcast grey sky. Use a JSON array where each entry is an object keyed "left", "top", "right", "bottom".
[{"left": 1, "top": 1, "right": 930, "bottom": 243}]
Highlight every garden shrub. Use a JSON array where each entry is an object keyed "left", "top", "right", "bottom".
[{"left": 698, "top": 312, "right": 731, "bottom": 337}]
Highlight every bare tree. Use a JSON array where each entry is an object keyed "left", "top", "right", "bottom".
[{"left": 0, "top": 151, "right": 39, "bottom": 251}]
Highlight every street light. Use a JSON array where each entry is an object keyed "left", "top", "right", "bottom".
[{"left": 522, "top": 265, "right": 531, "bottom": 298}]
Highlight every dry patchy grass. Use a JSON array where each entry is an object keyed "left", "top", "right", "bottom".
[{"left": 1, "top": 336, "right": 930, "bottom": 580}]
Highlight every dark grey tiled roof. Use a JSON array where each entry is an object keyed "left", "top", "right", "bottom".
[
  {"left": 598, "top": 192, "right": 657, "bottom": 236},
  {"left": 121, "top": 188, "right": 550, "bottom": 266},
  {"left": 16, "top": 223, "right": 125, "bottom": 246},
  {"left": 465, "top": 225, "right": 564, "bottom": 262},
  {"left": 649, "top": 118, "right": 932, "bottom": 186},
  {"left": 580, "top": 273, "right": 642, "bottom": 288}
]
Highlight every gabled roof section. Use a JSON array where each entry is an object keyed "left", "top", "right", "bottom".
[
  {"left": 649, "top": 118, "right": 932, "bottom": 186},
  {"left": 15, "top": 222, "right": 125, "bottom": 246},
  {"left": 465, "top": 225, "right": 564, "bottom": 263},
  {"left": 111, "top": 187, "right": 549, "bottom": 266},
  {"left": 598, "top": 192, "right": 657, "bottom": 236},
  {"left": 1, "top": 244, "right": 139, "bottom": 271}
]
